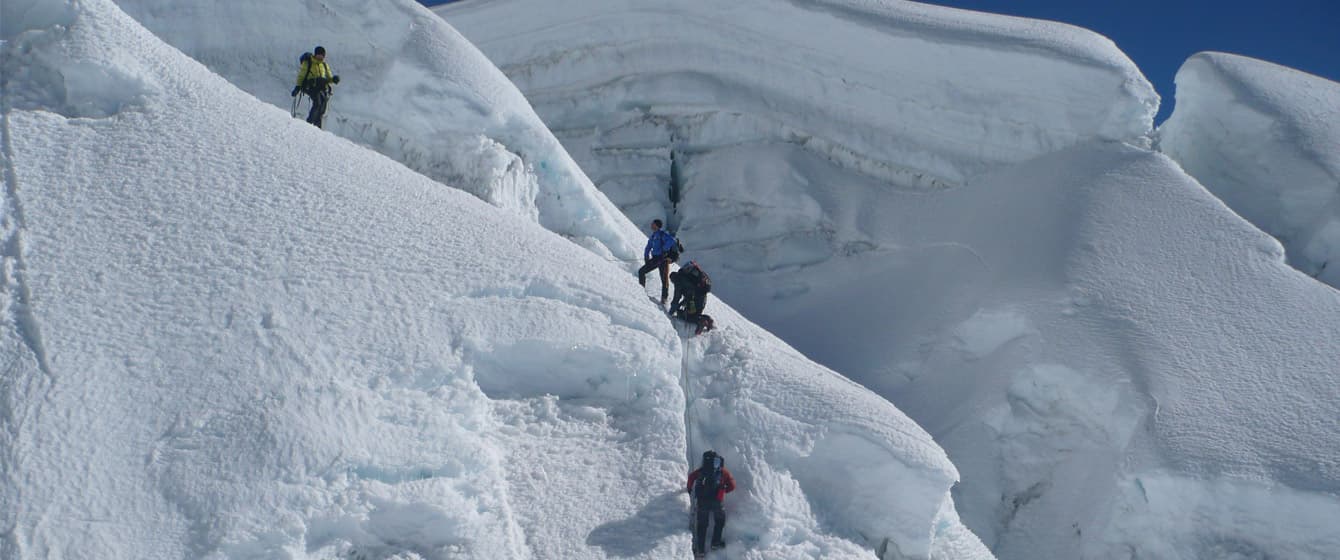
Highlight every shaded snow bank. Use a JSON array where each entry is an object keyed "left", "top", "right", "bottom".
[
  {"left": 1158, "top": 52, "right": 1340, "bottom": 288},
  {"left": 0, "top": 0, "right": 989, "bottom": 557},
  {"left": 867, "top": 142, "right": 1340, "bottom": 559},
  {"left": 112, "top": 0, "right": 645, "bottom": 261}
]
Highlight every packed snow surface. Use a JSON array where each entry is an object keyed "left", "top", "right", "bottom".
[
  {"left": 1159, "top": 52, "right": 1340, "bottom": 288},
  {"left": 441, "top": 1, "right": 1340, "bottom": 558},
  {"left": 0, "top": 0, "right": 989, "bottom": 557}
]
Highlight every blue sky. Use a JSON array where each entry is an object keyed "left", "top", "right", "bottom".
[
  {"left": 915, "top": 0, "right": 1339, "bottom": 122},
  {"left": 421, "top": 0, "right": 1338, "bottom": 123}
]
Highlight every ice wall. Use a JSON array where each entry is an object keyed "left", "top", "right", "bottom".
[
  {"left": 1158, "top": 52, "right": 1340, "bottom": 288},
  {"left": 439, "top": 0, "right": 1156, "bottom": 222},
  {"left": 112, "top": 0, "right": 645, "bottom": 261}
]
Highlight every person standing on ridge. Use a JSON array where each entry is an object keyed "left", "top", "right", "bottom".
[
  {"left": 687, "top": 450, "right": 735, "bottom": 558},
  {"left": 638, "top": 219, "right": 678, "bottom": 305},
  {"left": 291, "top": 45, "right": 340, "bottom": 128}
]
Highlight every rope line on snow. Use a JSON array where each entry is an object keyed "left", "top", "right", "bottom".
[
  {"left": 680, "top": 323, "right": 696, "bottom": 467},
  {"left": 678, "top": 322, "right": 699, "bottom": 532}
]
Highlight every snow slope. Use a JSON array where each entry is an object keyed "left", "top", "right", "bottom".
[
  {"left": 0, "top": 0, "right": 989, "bottom": 558},
  {"left": 112, "top": 0, "right": 644, "bottom": 262},
  {"left": 1158, "top": 52, "right": 1340, "bottom": 288},
  {"left": 440, "top": 2, "right": 1340, "bottom": 558}
]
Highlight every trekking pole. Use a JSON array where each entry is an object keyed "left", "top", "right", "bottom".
[
  {"left": 326, "top": 90, "right": 337, "bottom": 127},
  {"left": 291, "top": 91, "right": 307, "bottom": 118}
]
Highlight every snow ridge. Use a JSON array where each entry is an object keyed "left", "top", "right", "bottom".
[
  {"left": 115, "top": 0, "right": 647, "bottom": 261},
  {"left": 1158, "top": 52, "right": 1340, "bottom": 288},
  {"left": 441, "top": 0, "right": 1156, "bottom": 202}
]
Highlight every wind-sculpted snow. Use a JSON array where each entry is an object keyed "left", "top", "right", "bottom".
[
  {"left": 1066, "top": 149, "right": 1340, "bottom": 555},
  {"left": 0, "top": 0, "right": 989, "bottom": 557},
  {"left": 111, "top": 0, "right": 644, "bottom": 262},
  {"left": 1158, "top": 52, "right": 1340, "bottom": 288}
]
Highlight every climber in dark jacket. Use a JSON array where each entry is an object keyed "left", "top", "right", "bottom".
[
  {"left": 291, "top": 45, "right": 340, "bottom": 128},
  {"left": 669, "top": 261, "right": 714, "bottom": 334},
  {"left": 687, "top": 450, "right": 735, "bottom": 556}
]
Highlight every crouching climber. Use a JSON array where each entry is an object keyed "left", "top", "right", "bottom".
[{"left": 669, "top": 260, "right": 714, "bottom": 334}]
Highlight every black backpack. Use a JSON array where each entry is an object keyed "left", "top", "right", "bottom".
[
  {"left": 694, "top": 452, "right": 724, "bottom": 500},
  {"left": 297, "top": 52, "right": 314, "bottom": 88},
  {"left": 684, "top": 262, "right": 711, "bottom": 293},
  {"left": 666, "top": 232, "right": 684, "bottom": 262}
]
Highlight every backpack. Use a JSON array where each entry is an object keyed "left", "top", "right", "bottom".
[
  {"left": 665, "top": 232, "right": 683, "bottom": 262},
  {"left": 684, "top": 262, "right": 711, "bottom": 293},
  {"left": 694, "top": 453, "right": 725, "bottom": 500},
  {"left": 297, "top": 52, "right": 314, "bottom": 87},
  {"left": 297, "top": 53, "right": 333, "bottom": 91}
]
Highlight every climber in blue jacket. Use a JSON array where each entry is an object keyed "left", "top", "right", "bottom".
[{"left": 638, "top": 219, "right": 679, "bottom": 305}]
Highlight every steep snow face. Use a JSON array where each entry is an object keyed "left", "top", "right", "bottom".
[
  {"left": 0, "top": 0, "right": 990, "bottom": 558},
  {"left": 111, "top": 0, "right": 645, "bottom": 261},
  {"left": 1158, "top": 52, "right": 1340, "bottom": 288},
  {"left": 679, "top": 305, "right": 991, "bottom": 560},
  {"left": 439, "top": 3, "right": 1340, "bottom": 559}
]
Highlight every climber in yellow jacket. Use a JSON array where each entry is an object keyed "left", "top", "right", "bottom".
[{"left": 291, "top": 45, "right": 340, "bottom": 128}]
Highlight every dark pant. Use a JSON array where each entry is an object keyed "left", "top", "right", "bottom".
[
  {"left": 693, "top": 499, "right": 726, "bottom": 553},
  {"left": 305, "top": 87, "right": 330, "bottom": 128},
  {"left": 638, "top": 256, "right": 670, "bottom": 301}
]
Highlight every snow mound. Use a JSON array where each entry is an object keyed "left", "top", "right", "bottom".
[
  {"left": 1158, "top": 52, "right": 1340, "bottom": 287},
  {"left": 0, "top": 0, "right": 989, "bottom": 557},
  {"left": 113, "top": 0, "right": 645, "bottom": 261}
]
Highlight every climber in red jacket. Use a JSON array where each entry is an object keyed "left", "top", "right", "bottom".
[{"left": 687, "top": 450, "right": 736, "bottom": 556}]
